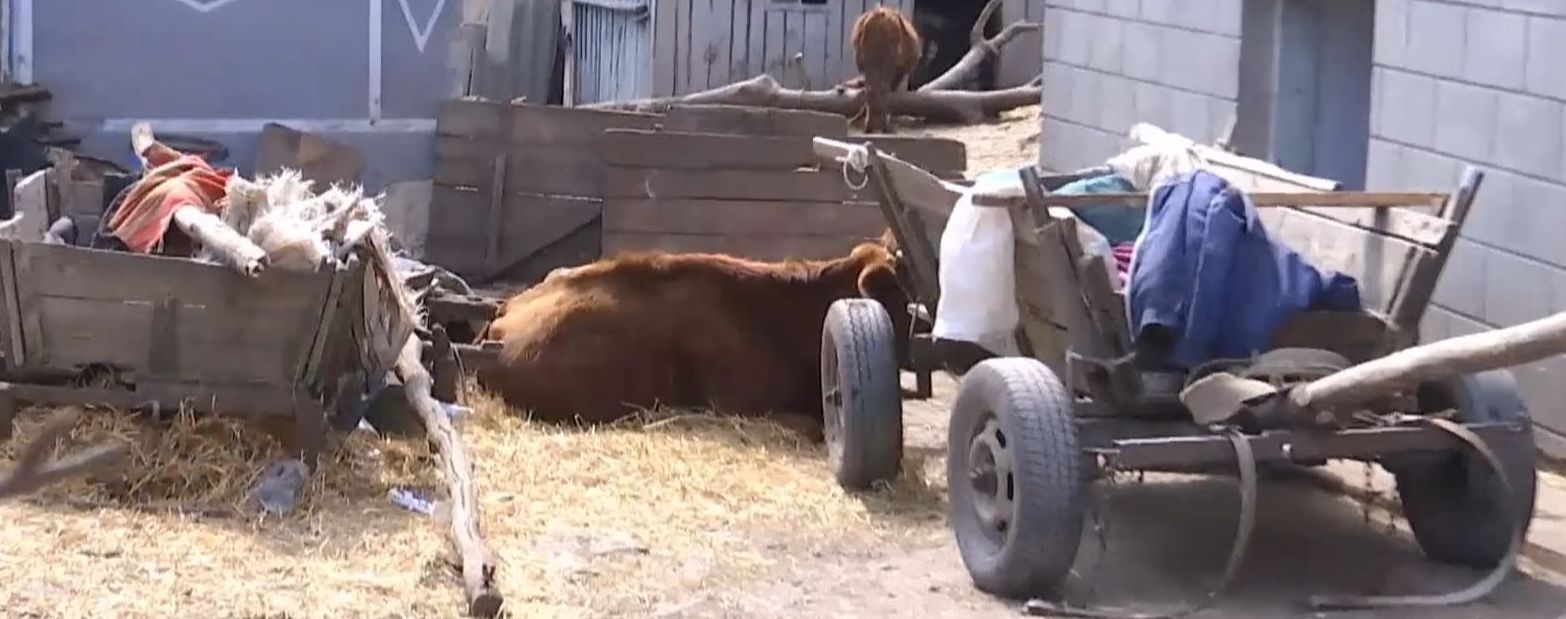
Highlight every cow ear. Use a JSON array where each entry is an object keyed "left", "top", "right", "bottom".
[{"left": 856, "top": 262, "right": 899, "bottom": 301}]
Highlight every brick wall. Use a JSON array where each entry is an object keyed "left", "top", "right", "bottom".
[
  {"left": 1037, "top": 0, "right": 1243, "bottom": 172},
  {"left": 1369, "top": 0, "right": 1566, "bottom": 455}
]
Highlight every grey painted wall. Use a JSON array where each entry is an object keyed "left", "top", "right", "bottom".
[
  {"left": 23, "top": 0, "right": 463, "bottom": 191},
  {"left": 1038, "top": 0, "right": 1242, "bottom": 173},
  {"left": 1038, "top": 0, "right": 1566, "bottom": 456},
  {"left": 1370, "top": 0, "right": 1566, "bottom": 457}
]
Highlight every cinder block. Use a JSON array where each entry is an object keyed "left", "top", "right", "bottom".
[
  {"left": 1043, "top": 9, "right": 1064, "bottom": 60},
  {"left": 1056, "top": 9, "right": 1093, "bottom": 66},
  {"left": 1132, "top": 80, "right": 1173, "bottom": 131},
  {"left": 1104, "top": 0, "right": 1139, "bottom": 19},
  {"left": 1139, "top": 0, "right": 1176, "bottom": 25},
  {"left": 1526, "top": 16, "right": 1566, "bottom": 100},
  {"left": 1400, "top": 146, "right": 1463, "bottom": 190},
  {"left": 1463, "top": 8, "right": 1527, "bottom": 89},
  {"left": 1166, "top": 0, "right": 1216, "bottom": 31},
  {"left": 1434, "top": 238, "right": 1488, "bottom": 319},
  {"left": 1504, "top": 0, "right": 1566, "bottom": 17},
  {"left": 1375, "top": 0, "right": 1411, "bottom": 68},
  {"left": 1483, "top": 248, "right": 1556, "bottom": 327},
  {"left": 1088, "top": 14, "right": 1125, "bottom": 72},
  {"left": 1041, "top": 62, "right": 1072, "bottom": 117},
  {"left": 1169, "top": 90, "right": 1215, "bottom": 143},
  {"left": 1364, "top": 139, "right": 1404, "bottom": 191},
  {"left": 1509, "top": 175, "right": 1566, "bottom": 268},
  {"left": 1067, "top": 68, "right": 1103, "bottom": 127},
  {"left": 1406, "top": 0, "right": 1468, "bottom": 79},
  {"left": 1443, "top": 306, "right": 1492, "bottom": 338},
  {"left": 1433, "top": 81, "right": 1497, "bottom": 163},
  {"left": 1205, "top": 35, "right": 1241, "bottom": 100},
  {"left": 1492, "top": 92, "right": 1564, "bottom": 180},
  {"left": 1210, "top": 0, "right": 1243, "bottom": 38},
  {"left": 1378, "top": 69, "right": 1439, "bottom": 148},
  {"left": 1208, "top": 98, "right": 1236, "bottom": 143},
  {"left": 1120, "top": 21, "right": 1162, "bottom": 81},
  {"left": 1418, "top": 303, "right": 1451, "bottom": 342},
  {"left": 1098, "top": 74, "right": 1138, "bottom": 135},
  {"left": 1458, "top": 167, "right": 1514, "bottom": 248}
]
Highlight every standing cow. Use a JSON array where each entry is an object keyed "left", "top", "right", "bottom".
[{"left": 851, "top": 6, "right": 922, "bottom": 134}]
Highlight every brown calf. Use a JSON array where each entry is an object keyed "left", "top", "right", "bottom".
[{"left": 850, "top": 6, "right": 922, "bottom": 134}]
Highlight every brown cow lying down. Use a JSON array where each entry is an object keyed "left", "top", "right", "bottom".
[{"left": 477, "top": 240, "right": 912, "bottom": 439}]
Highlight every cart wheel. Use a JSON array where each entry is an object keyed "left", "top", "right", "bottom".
[
  {"left": 947, "top": 358, "right": 1084, "bottom": 599},
  {"left": 1389, "top": 370, "right": 1538, "bottom": 567},
  {"left": 821, "top": 298, "right": 903, "bottom": 490}
]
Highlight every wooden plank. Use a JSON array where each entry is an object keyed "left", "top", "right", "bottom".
[
  {"left": 688, "top": 0, "right": 712, "bottom": 91},
  {"left": 425, "top": 186, "right": 603, "bottom": 279},
  {"left": 783, "top": 9, "right": 805, "bottom": 88},
  {"left": 858, "top": 136, "right": 968, "bottom": 175},
  {"left": 825, "top": 0, "right": 843, "bottom": 84},
  {"left": 975, "top": 191, "right": 1450, "bottom": 209},
  {"left": 748, "top": 0, "right": 767, "bottom": 77},
  {"left": 804, "top": 10, "right": 828, "bottom": 90},
  {"left": 436, "top": 99, "right": 659, "bottom": 143},
  {"left": 1298, "top": 205, "right": 1451, "bottom": 247},
  {"left": 674, "top": 0, "right": 690, "bottom": 95},
  {"left": 254, "top": 122, "right": 366, "bottom": 190},
  {"left": 1269, "top": 208, "right": 1434, "bottom": 316},
  {"left": 484, "top": 154, "right": 507, "bottom": 273},
  {"left": 653, "top": 0, "right": 678, "bottom": 96},
  {"left": 729, "top": 0, "right": 751, "bottom": 81},
  {"left": 603, "top": 198, "right": 886, "bottom": 236},
  {"left": 0, "top": 241, "right": 24, "bottom": 363},
  {"left": 1390, "top": 168, "right": 1482, "bottom": 335},
  {"left": 496, "top": 222, "right": 602, "bottom": 284},
  {"left": 434, "top": 135, "right": 602, "bottom": 196},
  {"left": 596, "top": 129, "right": 815, "bottom": 169},
  {"left": 603, "top": 231, "right": 868, "bottom": 260},
  {"left": 663, "top": 103, "right": 848, "bottom": 137},
  {"left": 765, "top": 7, "right": 786, "bottom": 78},
  {"left": 711, "top": 0, "right": 733, "bottom": 88},
  {"left": 604, "top": 167, "right": 872, "bottom": 202}
]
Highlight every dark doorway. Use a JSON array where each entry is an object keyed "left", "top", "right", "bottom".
[{"left": 909, "top": 0, "right": 1001, "bottom": 90}]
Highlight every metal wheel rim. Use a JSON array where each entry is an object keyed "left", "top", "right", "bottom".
[
  {"left": 822, "top": 333, "right": 845, "bottom": 471},
  {"left": 964, "top": 413, "right": 1015, "bottom": 547}
]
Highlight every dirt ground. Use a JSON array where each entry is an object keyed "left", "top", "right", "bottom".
[{"left": 4, "top": 108, "right": 1566, "bottom": 618}]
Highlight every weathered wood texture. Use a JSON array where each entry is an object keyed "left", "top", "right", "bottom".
[
  {"left": 652, "top": 0, "right": 914, "bottom": 97},
  {"left": 429, "top": 100, "right": 656, "bottom": 282},
  {"left": 599, "top": 126, "right": 962, "bottom": 259}
]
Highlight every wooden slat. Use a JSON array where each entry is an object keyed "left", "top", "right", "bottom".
[
  {"left": 596, "top": 130, "right": 815, "bottom": 169},
  {"left": 711, "top": 0, "right": 734, "bottom": 88},
  {"left": 689, "top": 0, "right": 712, "bottom": 91},
  {"left": 804, "top": 10, "right": 828, "bottom": 89},
  {"left": 825, "top": 0, "right": 843, "bottom": 85},
  {"left": 603, "top": 198, "right": 886, "bottom": 236},
  {"left": 1267, "top": 208, "right": 1435, "bottom": 316},
  {"left": 974, "top": 191, "right": 1450, "bottom": 209},
  {"left": 857, "top": 135, "right": 968, "bottom": 175},
  {"left": 783, "top": 10, "right": 805, "bottom": 88},
  {"left": 496, "top": 223, "right": 602, "bottom": 285},
  {"left": 434, "top": 136, "right": 603, "bottom": 196},
  {"left": 603, "top": 167, "right": 872, "bottom": 202},
  {"left": 748, "top": 0, "right": 767, "bottom": 77},
  {"left": 729, "top": 0, "right": 751, "bottom": 81},
  {"left": 765, "top": 7, "right": 786, "bottom": 77},
  {"left": 674, "top": 0, "right": 691, "bottom": 94},
  {"left": 425, "top": 186, "right": 603, "bottom": 280},
  {"left": 603, "top": 231, "right": 867, "bottom": 260},
  {"left": 652, "top": 0, "right": 678, "bottom": 96},
  {"left": 663, "top": 103, "right": 848, "bottom": 137},
  {"left": 436, "top": 100, "right": 658, "bottom": 143}
]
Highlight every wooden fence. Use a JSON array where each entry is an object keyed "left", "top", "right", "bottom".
[{"left": 427, "top": 100, "right": 966, "bottom": 283}]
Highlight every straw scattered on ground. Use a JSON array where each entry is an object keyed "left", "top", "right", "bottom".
[{"left": 0, "top": 381, "right": 949, "bottom": 619}]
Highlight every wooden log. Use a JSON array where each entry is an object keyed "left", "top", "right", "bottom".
[
  {"left": 584, "top": 74, "right": 1041, "bottom": 123},
  {"left": 1291, "top": 310, "right": 1566, "bottom": 412},
  {"left": 394, "top": 336, "right": 503, "bottom": 618},
  {"left": 917, "top": 0, "right": 1042, "bottom": 93},
  {"left": 171, "top": 205, "right": 268, "bottom": 277}
]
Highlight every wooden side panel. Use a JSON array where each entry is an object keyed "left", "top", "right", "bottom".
[
  {"left": 604, "top": 167, "right": 873, "bottom": 202},
  {"left": 1266, "top": 208, "right": 1433, "bottom": 316},
  {"left": 804, "top": 10, "right": 829, "bottom": 90},
  {"left": 604, "top": 232, "right": 870, "bottom": 261},
  {"left": 764, "top": 7, "right": 787, "bottom": 79},
  {"left": 748, "top": 0, "right": 768, "bottom": 77},
  {"left": 688, "top": 0, "right": 713, "bottom": 91},
  {"left": 604, "top": 198, "right": 885, "bottom": 236},
  {"left": 8, "top": 242, "right": 332, "bottom": 387},
  {"left": 436, "top": 100, "right": 659, "bottom": 144},
  {"left": 782, "top": 10, "right": 806, "bottom": 88},
  {"left": 663, "top": 103, "right": 849, "bottom": 137},
  {"left": 426, "top": 186, "right": 603, "bottom": 279},
  {"left": 730, "top": 0, "right": 752, "bottom": 81}
]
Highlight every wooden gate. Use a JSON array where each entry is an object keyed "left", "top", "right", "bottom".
[{"left": 563, "top": 0, "right": 656, "bottom": 105}]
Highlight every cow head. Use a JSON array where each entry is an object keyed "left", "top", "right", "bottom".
[{"left": 845, "top": 234, "right": 916, "bottom": 368}]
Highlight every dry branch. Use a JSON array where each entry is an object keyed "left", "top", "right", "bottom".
[
  {"left": 1291, "top": 310, "right": 1566, "bottom": 412},
  {"left": 586, "top": 74, "right": 1039, "bottom": 123},
  {"left": 394, "top": 335, "right": 503, "bottom": 618},
  {"left": 0, "top": 408, "right": 128, "bottom": 500},
  {"left": 172, "top": 205, "right": 269, "bottom": 277},
  {"left": 917, "top": 0, "right": 1042, "bottom": 92}
]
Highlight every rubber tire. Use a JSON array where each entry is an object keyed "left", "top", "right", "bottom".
[
  {"left": 947, "top": 358, "right": 1084, "bottom": 599},
  {"left": 1389, "top": 370, "right": 1539, "bottom": 568},
  {"left": 821, "top": 298, "right": 904, "bottom": 490}
]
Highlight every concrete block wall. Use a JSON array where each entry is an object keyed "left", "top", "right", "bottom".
[
  {"left": 1370, "top": 0, "right": 1566, "bottom": 455},
  {"left": 1037, "top": 0, "right": 1243, "bottom": 173}
]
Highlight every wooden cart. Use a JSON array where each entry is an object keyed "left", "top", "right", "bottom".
[
  {"left": 0, "top": 239, "right": 412, "bottom": 464},
  {"left": 811, "top": 137, "right": 1538, "bottom": 605}
]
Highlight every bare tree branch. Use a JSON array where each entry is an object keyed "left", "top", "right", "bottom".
[
  {"left": 0, "top": 410, "right": 128, "bottom": 500},
  {"left": 918, "top": 0, "right": 1042, "bottom": 93},
  {"left": 585, "top": 74, "right": 1040, "bottom": 123}
]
